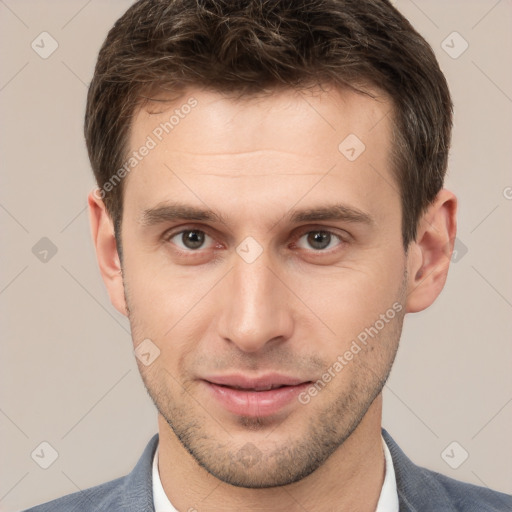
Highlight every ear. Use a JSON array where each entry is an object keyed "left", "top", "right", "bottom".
[
  {"left": 405, "top": 189, "right": 457, "bottom": 313},
  {"left": 88, "top": 189, "right": 128, "bottom": 316}
]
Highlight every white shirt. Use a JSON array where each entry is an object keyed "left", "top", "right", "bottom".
[
  {"left": 152, "top": 436, "right": 399, "bottom": 511},
  {"left": 152, "top": 447, "right": 179, "bottom": 512}
]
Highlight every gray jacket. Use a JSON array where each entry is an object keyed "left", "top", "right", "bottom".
[{"left": 23, "top": 430, "right": 512, "bottom": 511}]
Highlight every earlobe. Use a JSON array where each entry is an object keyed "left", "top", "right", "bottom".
[
  {"left": 405, "top": 189, "right": 457, "bottom": 313},
  {"left": 88, "top": 190, "right": 128, "bottom": 316}
]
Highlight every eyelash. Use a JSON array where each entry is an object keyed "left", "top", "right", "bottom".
[{"left": 164, "top": 225, "right": 348, "bottom": 256}]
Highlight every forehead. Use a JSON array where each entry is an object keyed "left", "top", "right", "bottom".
[
  {"left": 122, "top": 85, "right": 396, "bottom": 227},
  {"left": 130, "top": 84, "right": 391, "bottom": 160}
]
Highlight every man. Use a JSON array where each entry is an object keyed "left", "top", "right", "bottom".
[{"left": 24, "top": 0, "right": 512, "bottom": 511}]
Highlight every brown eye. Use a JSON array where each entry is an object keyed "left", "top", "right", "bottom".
[
  {"left": 296, "top": 230, "right": 342, "bottom": 251},
  {"left": 168, "top": 229, "right": 213, "bottom": 251},
  {"left": 181, "top": 230, "right": 205, "bottom": 249},
  {"left": 307, "top": 231, "right": 331, "bottom": 250}
]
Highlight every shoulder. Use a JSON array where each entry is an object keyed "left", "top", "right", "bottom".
[
  {"left": 382, "top": 429, "right": 512, "bottom": 512},
  {"left": 22, "top": 434, "right": 159, "bottom": 512},
  {"left": 22, "top": 475, "right": 128, "bottom": 512},
  {"left": 414, "top": 464, "right": 512, "bottom": 511}
]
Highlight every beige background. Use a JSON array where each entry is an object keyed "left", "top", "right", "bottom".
[{"left": 1, "top": 0, "right": 511, "bottom": 510}]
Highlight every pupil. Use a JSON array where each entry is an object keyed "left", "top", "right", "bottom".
[
  {"left": 308, "top": 231, "right": 330, "bottom": 250},
  {"left": 183, "top": 230, "right": 204, "bottom": 249}
]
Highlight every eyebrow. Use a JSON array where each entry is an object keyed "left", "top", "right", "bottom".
[{"left": 139, "top": 201, "right": 374, "bottom": 227}]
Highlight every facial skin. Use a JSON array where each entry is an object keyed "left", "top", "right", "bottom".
[{"left": 89, "top": 85, "right": 456, "bottom": 511}]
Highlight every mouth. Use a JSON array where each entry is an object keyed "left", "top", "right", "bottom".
[
  {"left": 202, "top": 374, "right": 313, "bottom": 417},
  {"left": 216, "top": 383, "right": 294, "bottom": 391}
]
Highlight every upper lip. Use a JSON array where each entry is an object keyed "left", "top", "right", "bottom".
[{"left": 204, "top": 374, "right": 310, "bottom": 391}]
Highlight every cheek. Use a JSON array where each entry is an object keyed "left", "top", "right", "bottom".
[
  {"left": 123, "top": 254, "right": 209, "bottom": 324},
  {"left": 123, "top": 262, "right": 216, "bottom": 369},
  {"left": 291, "top": 258, "right": 405, "bottom": 343}
]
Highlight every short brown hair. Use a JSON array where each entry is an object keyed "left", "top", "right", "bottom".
[{"left": 85, "top": 0, "right": 452, "bottom": 248}]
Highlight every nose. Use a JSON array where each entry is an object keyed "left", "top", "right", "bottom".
[{"left": 217, "top": 252, "right": 294, "bottom": 353}]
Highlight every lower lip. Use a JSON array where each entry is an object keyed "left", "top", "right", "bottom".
[{"left": 204, "top": 381, "right": 311, "bottom": 417}]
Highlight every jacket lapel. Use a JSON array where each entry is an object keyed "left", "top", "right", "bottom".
[
  {"left": 114, "top": 433, "right": 159, "bottom": 511},
  {"left": 382, "top": 429, "right": 458, "bottom": 512}
]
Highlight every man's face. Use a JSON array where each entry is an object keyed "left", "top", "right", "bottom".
[{"left": 120, "top": 85, "right": 407, "bottom": 487}]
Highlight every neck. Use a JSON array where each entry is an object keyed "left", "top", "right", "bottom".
[{"left": 157, "top": 395, "right": 385, "bottom": 512}]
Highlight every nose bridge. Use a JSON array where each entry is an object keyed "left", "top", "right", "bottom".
[{"left": 218, "top": 249, "right": 293, "bottom": 352}]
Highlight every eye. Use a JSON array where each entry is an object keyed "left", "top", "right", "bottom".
[
  {"left": 295, "top": 230, "right": 344, "bottom": 251},
  {"left": 167, "top": 229, "right": 215, "bottom": 251}
]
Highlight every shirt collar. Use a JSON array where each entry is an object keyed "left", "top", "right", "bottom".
[
  {"left": 152, "top": 447, "right": 178, "bottom": 512},
  {"left": 376, "top": 434, "right": 400, "bottom": 512}
]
